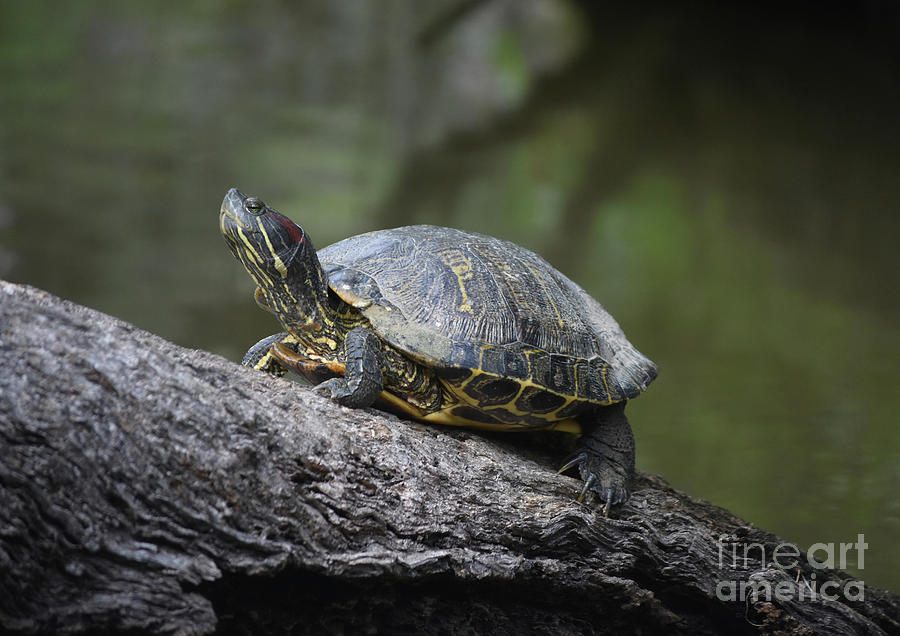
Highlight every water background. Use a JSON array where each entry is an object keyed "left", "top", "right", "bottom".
[{"left": 1, "top": 1, "right": 897, "bottom": 592}]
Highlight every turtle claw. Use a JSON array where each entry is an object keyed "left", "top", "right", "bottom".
[
  {"left": 578, "top": 474, "right": 597, "bottom": 503},
  {"left": 559, "top": 452, "right": 598, "bottom": 504},
  {"left": 558, "top": 449, "right": 631, "bottom": 515},
  {"left": 601, "top": 486, "right": 623, "bottom": 517},
  {"left": 314, "top": 377, "right": 352, "bottom": 403},
  {"left": 557, "top": 453, "right": 585, "bottom": 476}
]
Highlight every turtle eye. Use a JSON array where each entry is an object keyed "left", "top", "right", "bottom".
[{"left": 245, "top": 198, "right": 265, "bottom": 215}]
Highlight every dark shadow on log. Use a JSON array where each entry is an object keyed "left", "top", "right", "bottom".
[{"left": 1, "top": 281, "right": 898, "bottom": 634}]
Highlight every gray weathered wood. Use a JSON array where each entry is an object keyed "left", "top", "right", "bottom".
[{"left": 1, "top": 281, "right": 898, "bottom": 634}]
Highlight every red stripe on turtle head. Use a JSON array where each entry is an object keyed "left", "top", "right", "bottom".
[{"left": 272, "top": 211, "right": 305, "bottom": 245}]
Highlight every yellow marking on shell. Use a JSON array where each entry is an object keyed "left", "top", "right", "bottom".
[
  {"left": 572, "top": 361, "right": 580, "bottom": 397},
  {"left": 257, "top": 217, "right": 288, "bottom": 278},
  {"left": 419, "top": 408, "right": 581, "bottom": 434},
  {"left": 421, "top": 409, "right": 530, "bottom": 431},
  {"left": 377, "top": 390, "right": 429, "bottom": 419},
  {"left": 378, "top": 367, "right": 587, "bottom": 434},
  {"left": 436, "top": 363, "right": 618, "bottom": 425},
  {"left": 546, "top": 419, "right": 582, "bottom": 434},
  {"left": 444, "top": 373, "right": 545, "bottom": 416},
  {"left": 600, "top": 365, "right": 612, "bottom": 403},
  {"left": 441, "top": 249, "right": 475, "bottom": 314},
  {"left": 473, "top": 372, "right": 533, "bottom": 416},
  {"left": 453, "top": 371, "right": 477, "bottom": 390}
]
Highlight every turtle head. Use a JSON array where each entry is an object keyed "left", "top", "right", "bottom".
[{"left": 220, "top": 188, "right": 332, "bottom": 332}]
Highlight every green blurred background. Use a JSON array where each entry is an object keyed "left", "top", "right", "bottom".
[{"left": 1, "top": 0, "right": 897, "bottom": 592}]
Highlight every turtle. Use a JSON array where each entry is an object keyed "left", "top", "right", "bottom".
[{"left": 219, "top": 187, "right": 658, "bottom": 512}]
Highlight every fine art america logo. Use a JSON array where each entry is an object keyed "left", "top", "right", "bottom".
[{"left": 716, "top": 534, "right": 867, "bottom": 602}]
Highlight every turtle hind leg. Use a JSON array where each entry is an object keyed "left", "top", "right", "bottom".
[{"left": 559, "top": 401, "right": 635, "bottom": 515}]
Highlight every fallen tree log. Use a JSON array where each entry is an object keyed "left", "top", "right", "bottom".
[{"left": 1, "top": 280, "right": 897, "bottom": 635}]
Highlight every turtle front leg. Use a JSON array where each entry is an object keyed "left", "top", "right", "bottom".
[
  {"left": 242, "top": 332, "right": 293, "bottom": 377},
  {"left": 559, "top": 401, "right": 635, "bottom": 515},
  {"left": 315, "top": 327, "right": 384, "bottom": 407},
  {"left": 278, "top": 327, "right": 384, "bottom": 408}
]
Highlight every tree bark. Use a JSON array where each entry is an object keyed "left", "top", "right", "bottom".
[{"left": 1, "top": 280, "right": 897, "bottom": 635}]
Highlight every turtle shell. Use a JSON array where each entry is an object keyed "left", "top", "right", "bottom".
[{"left": 317, "top": 225, "right": 657, "bottom": 407}]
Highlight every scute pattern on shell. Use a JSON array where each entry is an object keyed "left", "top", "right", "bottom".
[{"left": 318, "top": 225, "right": 657, "bottom": 404}]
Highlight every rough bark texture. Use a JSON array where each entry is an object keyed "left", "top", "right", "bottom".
[{"left": 1, "top": 280, "right": 898, "bottom": 635}]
